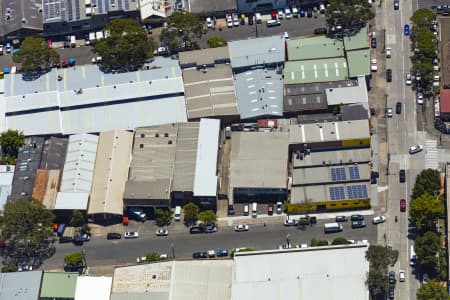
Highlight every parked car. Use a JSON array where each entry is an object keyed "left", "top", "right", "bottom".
[
  {"left": 396, "top": 102, "right": 402, "bottom": 114},
  {"left": 204, "top": 224, "right": 218, "bottom": 233},
  {"left": 399, "top": 169, "right": 406, "bottom": 183},
  {"left": 234, "top": 224, "right": 249, "bottom": 232},
  {"left": 156, "top": 229, "right": 168, "bottom": 236},
  {"left": 416, "top": 92, "right": 424, "bottom": 104},
  {"left": 386, "top": 47, "right": 391, "bottom": 58},
  {"left": 371, "top": 37, "right": 377, "bottom": 48},
  {"left": 400, "top": 199, "right": 406, "bottom": 212},
  {"left": 386, "top": 108, "right": 393, "bottom": 118},
  {"left": 267, "top": 20, "right": 281, "bottom": 27},
  {"left": 404, "top": 24, "right": 410, "bottom": 35},
  {"left": 106, "top": 233, "right": 121, "bottom": 240},
  {"left": 5, "top": 43, "right": 11, "bottom": 53},
  {"left": 422, "top": 273, "right": 428, "bottom": 284},
  {"left": 335, "top": 216, "right": 348, "bottom": 222},
  {"left": 399, "top": 270, "right": 406, "bottom": 282},
  {"left": 190, "top": 226, "right": 205, "bottom": 234},
  {"left": 268, "top": 203, "right": 274, "bottom": 215},
  {"left": 284, "top": 219, "right": 298, "bottom": 226},
  {"left": 124, "top": 231, "right": 139, "bottom": 239},
  {"left": 372, "top": 216, "right": 386, "bottom": 224},
  {"left": 207, "top": 250, "right": 216, "bottom": 258},
  {"left": 409, "top": 144, "right": 423, "bottom": 154},
  {"left": 228, "top": 204, "right": 235, "bottom": 216},
  {"left": 388, "top": 287, "right": 395, "bottom": 299},
  {"left": 59, "top": 236, "right": 73, "bottom": 243},
  {"left": 371, "top": 59, "right": 378, "bottom": 71},
  {"left": 405, "top": 73, "right": 412, "bottom": 85},
  {"left": 351, "top": 214, "right": 364, "bottom": 221},
  {"left": 216, "top": 249, "right": 229, "bottom": 257},
  {"left": 74, "top": 233, "right": 90, "bottom": 245},
  {"left": 299, "top": 7, "right": 306, "bottom": 17},
  {"left": 206, "top": 17, "right": 213, "bottom": 28},
  {"left": 192, "top": 251, "right": 208, "bottom": 259},
  {"left": 278, "top": 9, "right": 284, "bottom": 19},
  {"left": 386, "top": 68, "right": 392, "bottom": 82},
  {"left": 314, "top": 27, "right": 327, "bottom": 35},
  {"left": 276, "top": 202, "right": 283, "bottom": 214},
  {"left": 351, "top": 221, "right": 366, "bottom": 228}
]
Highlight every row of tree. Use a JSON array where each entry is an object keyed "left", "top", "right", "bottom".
[
  {"left": 366, "top": 245, "right": 399, "bottom": 298},
  {"left": 154, "top": 202, "right": 217, "bottom": 227}
]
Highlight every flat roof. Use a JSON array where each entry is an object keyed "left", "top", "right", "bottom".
[
  {"left": 183, "top": 65, "right": 239, "bottom": 119},
  {"left": 441, "top": 89, "right": 450, "bottom": 113},
  {"left": 139, "top": 0, "right": 172, "bottom": 18},
  {"left": 287, "top": 36, "right": 344, "bottom": 61},
  {"left": 179, "top": 47, "right": 230, "bottom": 67},
  {"left": 0, "top": 271, "right": 42, "bottom": 300},
  {"left": 232, "top": 245, "right": 369, "bottom": 300},
  {"left": 289, "top": 120, "right": 370, "bottom": 144},
  {"left": 291, "top": 182, "right": 371, "bottom": 204},
  {"left": 32, "top": 169, "right": 60, "bottom": 209},
  {"left": 188, "top": 0, "right": 236, "bottom": 14},
  {"left": 229, "top": 132, "right": 289, "bottom": 190},
  {"left": 1, "top": 0, "right": 43, "bottom": 37},
  {"left": 54, "top": 192, "right": 89, "bottom": 210},
  {"left": 39, "top": 137, "right": 68, "bottom": 170},
  {"left": 343, "top": 26, "right": 369, "bottom": 50},
  {"left": 346, "top": 49, "right": 371, "bottom": 77},
  {"left": 228, "top": 36, "right": 286, "bottom": 68},
  {"left": 89, "top": 130, "right": 133, "bottom": 215},
  {"left": 293, "top": 164, "right": 371, "bottom": 185},
  {"left": 40, "top": 272, "right": 78, "bottom": 299},
  {"left": 75, "top": 276, "right": 112, "bottom": 300},
  {"left": 293, "top": 148, "right": 372, "bottom": 168},
  {"left": 325, "top": 76, "right": 368, "bottom": 105},
  {"left": 193, "top": 119, "right": 220, "bottom": 197},
  {"left": 234, "top": 67, "right": 283, "bottom": 119},
  {"left": 0, "top": 165, "right": 14, "bottom": 209},
  {"left": 341, "top": 103, "right": 370, "bottom": 121},
  {"left": 284, "top": 58, "right": 348, "bottom": 85}
]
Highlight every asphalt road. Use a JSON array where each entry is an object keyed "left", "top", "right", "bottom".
[{"left": 41, "top": 219, "right": 377, "bottom": 271}]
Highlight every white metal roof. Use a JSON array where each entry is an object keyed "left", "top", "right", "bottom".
[
  {"left": 54, "top": 192, "right": 89, "bottom": 210},
  {"left": 75, "top": 276, "right": 112, "bottom": 300},
  {"left": 193, "top": 118, "right": 220, "bottom": 197},
  {"left": 0, "top": 165, "right": 14, "bottom": 210}
]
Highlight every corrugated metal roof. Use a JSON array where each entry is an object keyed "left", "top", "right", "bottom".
[
  {"left": 343, "top": 26, "right": 369, "bottom": 50},
  {"left": 179, "top": 47, "right": 230, "bottom": 66},
  {"left": 32, "top": 169, "right": 60, "bottom": 209},
  {"left": 40, "top": 272, "right": 78, "bottom": 298},
  {"left": 287, "top": 36, "right": 344, "bottom": 61},
  {"left": 284, "top": 58, "right": 348, "bottom": 85},
  {"left": 0, "top": 271, "right": 43, "bottom": 300},
  {"left": 325, "top": 76, "right": 368, "bottom": 106},
  {"left": 346, "top": 49, "right": 371, "bottom": 77},
  {"left": 0, "top": 165, "right": 14, "bottom": 209},
  {"left": 75, "top": 276, "right": 112, "bottom": 300},
  {"left": 228, "top": 36, "right": 286, "bottom": 68},
  {"left": 193, "top": 119, "right": 220, "bottom": 197},
  {"left": 54, "top": 192, "right": 89, "bottom": 210}
]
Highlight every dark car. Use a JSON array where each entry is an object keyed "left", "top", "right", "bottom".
[
  {"left": 299, "top": 8, "right": 305, "bottom": 17},
  {"left": 396, "top": 102, "right": 402, "bottom": 114},
  {"left": 107, "top": 233, "right": 121, "bottom": 240},
  {"left": 227, "top": 205, "right": 235, "bottom": 216},
  {"left": 386, "top": 69, "right": 392, "bottom": 82},
  {"left": 268, "top": 203, "right": 274, "bottom": 216},
  {"left": 351, "top": 214, "right": 364, "bottom": 221},
  {"left": 389, "top": 271, "right": 396, "bottom": 284},
  {"left": 59, "top": 236, "right": 73, "bottom": 243},
  {"left": 371, "top": 37, "right": 377, "bottom": 48},
  {"left": 248, "top": 15, "right": 254, "bottom": 25},
  {"left": 388, "top": 287, "right": 395, "bottom": 299},
  {"left": 314, "top": 27, "right": 327, "bottom": 35},
  {"left": 192, "top": 251, "right": 208, "bottom": 259},
  {"left": 335, "top": 216, "right": 348, "bottom": 222},
  {"left": 394, "top": 0, "right": 399, "bottom": 9},
  {"left": 306, "top": 8, "right": 313, "bottom": 17},
  {"left": 190, "top": 226, "right": 205, "bottom": 234},
  {"left": 204, "top": 224, "right": 218, "bottom": 233},
  {"left": 351, "top": 221, "right": 366, "bottom": 228},
  {"left": 309, "top": 216, "right": 317, "bottom": 224},
  {"left": 399, "top": 169, "right": 406, "bottom": 183},
  {"left": 216, "top": 249, "right": 229, "bottom": 257}
]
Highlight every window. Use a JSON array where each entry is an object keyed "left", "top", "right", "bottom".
[
  {"left": 140, "top": 133, "right": 145, "bottom": 138},
  {"left": 139, "top": 144, "right": 144, "bottom": 148}
]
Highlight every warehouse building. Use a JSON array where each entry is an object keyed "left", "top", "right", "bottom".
[
  {"left": 0, "top": 271, "right": 43, "bottom": 300},
  {"left": 124, "top": 118, "right": 220, "bottom": 209},
  {"left": 229, "top": 131, "right": 289, "bottom": 203},
  {"left": 0, "top": 165, "right": 14, "bottom": 209}
]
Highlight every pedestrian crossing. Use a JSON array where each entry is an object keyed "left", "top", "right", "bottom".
[{"left": 424, "top": 140, "right": 438, "bottom": 169}]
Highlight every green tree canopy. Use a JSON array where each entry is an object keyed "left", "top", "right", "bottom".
[
  {"left": 70, "top": 210, "right": 85, "bottom": 227},
  {"left": 93, "top": 18, "right": 156, "bottom": 71},
  {"left": 160, "top": 12, "right": 205, "bottom": 53},
  {"left": 411, "top": 8, "right": 436, "bottom": 27},
  {"left": 325, "top": 0, "right": 374, "bottom": 29},
  {"left": 183, "top": 202, "right": 199, "bottom": 223},
  {"left": 198, "top": 210, "right": 217, "bottom": 224},
  {"left": 207, "top": 36, "right": 227, "bottom": 48},
  {"left": 155, "top": 208, "right": 173, "bottom": 227},
  {"left": 310, "top": 238, "right": 329, "bottom": 247},
  {"left": 365, "top": 245, "right": 399, "bottom": 297},
  {"left": 64, "top": 252, "right": 83, "bottom": 266},
  {"left": 145, "top": 252, "right": 165, "bottom": 262},
  {"left": 13, "top": 37, "right": 60, "bottom": 73},
  {"left": 0, "top": 129, "right": 24, "bottom": 159},
  {"left": 415, "top": 231, "right": 440, "bottom": 274},
  {"left": 412, "top": 169, "right": 441, "bottom": 199},
  {"left": 409, "top": 192, "right": 444, "bottom": 231},
  {"left": 331, "top": 237, "right": 350, "bottom": 245},
  {"left": 417, "top": 279, "right": 450, "bottom": 300}
]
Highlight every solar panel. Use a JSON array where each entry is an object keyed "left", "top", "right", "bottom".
[
  {"left": 331, "top": 167, "right": 346, "bottom": 181},
  {"left": 349, "top": 166, "right": 360, "bottom": 180},
  {"left": 329, "top": 186, "right": 345, "bottom": 200},
  {"left": 67, "top": 0, "right": 73, "bottom": 20},
  {"left": 346, "top": 185, "right": 368, "bottom": 199},
  {"left": 75, "top": 0, "right": 81, "bottom": 19}
]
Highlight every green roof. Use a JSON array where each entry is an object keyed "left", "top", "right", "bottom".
[
  {"left": 343, "top": 26, "right": 369, "bottom": 50},
  {"left": 284, "top": 58, "right": 348, "bottom": 84},
  {"left": 40, "top": 272, "right": 78, "bottom": 298},
  {"left": 346, "top": 49, "right": 371, "bottom": 77},
  {"left": 287, "top": 36, "right": 345, "bottom": 61}
]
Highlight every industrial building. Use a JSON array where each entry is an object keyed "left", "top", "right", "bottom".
[
  {"left": 4, "top": 58, "right": 187, "bottom": 136},
  {"left": 289, "top": 120, "right": 371, "bottom": 212},
  {"left": 0, "top": 271, "right": 43, "bottom": 300},
  {"left": 0, "top": 0, "right": 43, "bottom": 41},
  {"left": 88, "top": 130, "right": 133, "bottom": 220},
  {"left": 179, "top": 47, "right": 239, "bottom": 121},
  {"left": 0, "top": 165, "right": 14, "bottom": 209},
  {"left": 124, "top": 118, "right": 220, "bottom": 209},
  {"left": 229, "top": 131, "right": 289, "bottom": 203}
]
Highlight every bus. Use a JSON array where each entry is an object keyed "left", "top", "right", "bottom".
[{"left": 324, "top": 223, "right": 343, "bottom": 233}]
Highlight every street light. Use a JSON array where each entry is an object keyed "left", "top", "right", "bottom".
[{"left": 81, "top": 248, "right": 87, "bottom": 274}]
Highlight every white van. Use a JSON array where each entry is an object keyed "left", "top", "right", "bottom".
[
  {"left": 291, "top": 6, "right": 298, "bottom": 17},
  {"left": 284, "top": 8, "right": 292, "bottom": 19},
  {"left": 410, "top": 245, "right": 416, "bottom": 266},
  {"left": 174, "top": 206, "right": 181, "bottom": 221},
  {"left": 243, "top": 204, "right": 249, "bottom": 216},
  {"left": 255, "top": 13, "right": 262, "bottom": 24},
  {"left": 252, "top": 202, "right": 257, "bottom": 218}
]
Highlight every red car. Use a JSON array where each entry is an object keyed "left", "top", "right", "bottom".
[
  {"left": 60, "top": 60, "right": 68, "bottom": 68},
  {"left": 268, "top": 203, "right": 274, "bottom": 216},
  {"left": 47, "top": 39, "right": 53, "bottom": 48},
  {"left": 400, "top": 199, "right": 406, "bottom": 212},
  {"left": 271, "top": 11, "right": 277, "bottom": 19}
]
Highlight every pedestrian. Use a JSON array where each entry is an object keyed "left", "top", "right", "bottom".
[{"left": 263, "top": 222, "right": 266, "bottom": 227}]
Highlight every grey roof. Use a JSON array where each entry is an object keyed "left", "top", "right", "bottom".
[
  {"left": 341, "top": 104, "right": 370, "bottom": 121},
  {"left": 234, "top": 67, "right": 283, "bottom": 119},
  {"left": 0, "top": 0, "right": 43, "bottom": 38},
  {"left": 233, "top": 245, "right": 370, "bottom": 300},
  {"left": 188, "top": 0, "right": 236, "bottom": 13},
  {"left": 39, "top": 137, "right": 68, "bottom": 170},
  {"left": 229, "top": 132, "right": 289, "bottom": 192},
  {"left": 9, "top": 137, "right": 45, "bottom": 202},
  {"left": 292, "top": 163, "right": 371, "bottom": 185},
  {"left": 325, "top": 76, "right": 368, "bottom": 106},
  {"left": 228, "top": 36, "right": 286, "bottom": 69},
  {"left": 0, "top": 271, "right": 43, "bottom": 300},
  {"left": 291, "top": 182, "right": 371, "bottom": 204},
  {"left": 292, "top": 148, "right": 372, "bottom": 168},
  {"left": 0, "top": 166, "right": 14, "bottom": 209},
  {"left": 179, "top": 47, "right": 230, "bottom": 67}
]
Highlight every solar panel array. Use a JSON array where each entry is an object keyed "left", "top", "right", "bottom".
[
  {"left": 43, "top": 0, "right": 65, "bottom": 21},
  {"left": 75, "top": 0, "right": 81, "bottom": 19},
  {"left": 331, "top": 167, "right": 346, "bottom": 181},
  {"left": 346, "top": 185, "right": 368, "bottom": 199},
  {"left": 329, "top": 186, "right": 345, "bottom": 200},
  {"left": 349, "top": 166, "right": 360, "bottom": 180}
]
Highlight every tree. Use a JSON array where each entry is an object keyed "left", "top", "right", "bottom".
[
  {"left": 64, "top": 252, "right": 83, "bottom": 266},
  {"left": 412, "top": 169, "right": 441, "bottom": 199},
  {"left": 93, "top": 18, "right": 156, "bottom": 72},
  {"left": 331, "top": 237, "right": 350, "bottom": 245},
  {"left": 417, "top": 279, "right": 450, "bottom": 300},
  {"left": 207, "top": 36, "right": 227, "bottom": 48},
  {"left": 366, "top": 245, "right": 399, "bottom": 297},
  {"left": 70, "top": 210, "right": 85, "bottom": 227},
  {"left": 415, "top": 231, "right": 440, "bottom": 274},
  {"left": 198, "top": 210, "right": 217, "bottom": 224},
  {"left": 0, "top": 129, "right": 24, "bottom": 159},
  {"left": 160, "top": 12, "right": 206, "bottom": 53},
  {"left": 325, "top": 0, "right": 374, "bottom": 29},
  {"left": 155, "top": 209, "right": 173, "bottom": 227},
  {"left": 145, "top": 252, "right": 165, "bottom": 262},
  {"left": 310, "top": 238, "right": 329, "bottom": 247},
  {"left": 183, "top": 202, "right": 199, "bottom": 224},
  {"left": 12, "top": 37, "right": 60, "bottom": 73},
  {"left": 411, "top": 8, "right": 436, "bottom": 28},
  {"left": 409, "top": 192, "right": 444, "bottom": 231}
]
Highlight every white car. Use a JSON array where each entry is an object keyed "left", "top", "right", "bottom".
[
  {"left": 319, "top": 3, "right": 326, "bottom": 13},
  {"left": 386, "top": 108, "right": 393, "bottom": 118},
  {"left": 206, "top": 17, "right": 213, "bottom": 28},
  {"left": 227, "top": 18, "right": 233, "bottom": 28},
  {"left": 278, "top": 9, "right": 284, "bottom": 19},
  {"left": 124, "top": 231, "right": 139, "bottom": 239},
  {"left": 385, "top": 47, "right": 391, "bottom": 58},
  {"left": 409, "top": 144, "right": 423, "bottom": 154},
  {"left": 416, "top": 93, "right": 424, "bottom": 104},
  {"left": 156, "top": 229, "right": 168, "bottom": 236},
  {"left": 371, "top": 59, "right": 378, "bottom": 72},
  {"left": 136, "top": 256, "right": 147, "bottom": 263},
  {"left": 91, "top": 56, "right": 102, "bottom": 63},
  {"left": 399, "top": 270, "right": 406, "bottom": 282},
  {"left": 372, "top": 215, "right": 386, "bottom": 224},
  {"left": 284, "top": 219, "right": 298, "bottom": 226},
  {"left": 234, "top": 224, "right": 249, "bottom": 232},
  {"left": 282, "top": 31, "right": 289, "bottom": 39},
  {"left": 208, "top": 250, "right": 216, "bottom": 257},
  {"left": 405, "top": 73, "right": 412, "bottom": 85}
]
